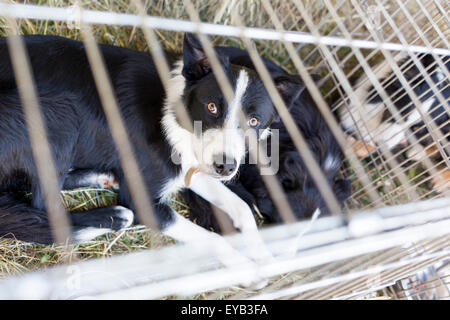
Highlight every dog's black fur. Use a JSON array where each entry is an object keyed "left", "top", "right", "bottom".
[
  {"left": 0, "top": 35, "right": 174, "bottom": 243},
  {"left": 180, "top": 47, "right": 351, "bottom": 232},
  {"left": 0, "top": 34, "right": 306, "bottom": 244}
]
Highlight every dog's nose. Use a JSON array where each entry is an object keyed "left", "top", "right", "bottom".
[{"left": 213, "top": 154, "right": 237, "bottom": 176}]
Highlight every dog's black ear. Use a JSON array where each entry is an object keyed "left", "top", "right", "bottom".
[
  {"left": 182, "top": 33, "right": 229, "bottom": 82},
  {"left": 182, "top": 33, "right": 210, "bottom": 81},
  {"left": 273, "top": 74, "right": 306, "bottom": 109}
]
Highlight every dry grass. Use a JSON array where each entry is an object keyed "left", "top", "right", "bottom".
[{"left": 0, "top": 187, "right": 177, "bottom": 279}]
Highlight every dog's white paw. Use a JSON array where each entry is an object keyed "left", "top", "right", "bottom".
[
  {"left": 73, "top": 227, "right": 112, "bottom": 243},
  {"left": 111, "top": 206, "right": 134, "bottom": 229},
  {"left": 232, "top": 260, "right": 269, "bottom": 289},
  {"left": 254, "top": 248, "right": 275, "bottom": 265}
]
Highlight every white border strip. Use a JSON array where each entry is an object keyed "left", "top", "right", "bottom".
[
  {"left": 1, "top": 3, "right": 450, "bottom": 56},
  {"left": 0, "top": 205, "right": 449, "bottom": 299}
]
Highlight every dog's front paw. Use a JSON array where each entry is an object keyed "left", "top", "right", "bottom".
[
  {"left": 240, "top": 230, "right": 274, "bottom": 266},
  {"left": 227, "top": 247, "right": 272, "bottom": 289},
  {"left": 232, "top": 260, "right": 269, "bottom": 289},
  {"left": 71, "top": 206, "right": 134, "bottom": 243},
  {"left": 107, "top": 206, "right": 134, "bottom": 230},
  {"left": 71, "top": 206, "right": 134, "bottom": 231}
]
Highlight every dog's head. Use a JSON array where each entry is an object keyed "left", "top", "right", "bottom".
[{"left": 165, "top": 34, "right": 303, "bottom": 181}]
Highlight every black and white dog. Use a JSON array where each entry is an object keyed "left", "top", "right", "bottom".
[
  {"left": 0, "top": 32, "right": 304, "bottom": 266},
  {"left": 340, "top": 54, "right": 449, "bottom": 161},
  {"left": 180, "top": 46, "right": 351, "bottom": 232},
  {"left": 339, "top": 53, "right": 449, "bottom": 191}
]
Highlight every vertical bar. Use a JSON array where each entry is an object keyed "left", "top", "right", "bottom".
[
  {"left": 4, "top": 16, "right": 72, "bottom": 244},
  {"left": 130, "top": 0, "right": 236, "bottom": 235},
  {"left": 78, "top": 20, "right": 159, "bottom": 230}
]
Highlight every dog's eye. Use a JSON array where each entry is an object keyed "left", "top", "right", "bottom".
[
  {"left": 248, "top": 117, "right": 259, "bottom": 127},
  {"left": 207, "top": 102, "right": 218, "bottom": 115}
]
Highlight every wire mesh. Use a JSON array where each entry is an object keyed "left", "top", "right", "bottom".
[{"left": 0, "top": 0, "right": 449, "bottom": 300}]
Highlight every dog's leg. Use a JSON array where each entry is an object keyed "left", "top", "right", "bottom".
[
  {"left": 63, "top": 169, "right": 118, "bottom": 190},
  {"left": 163, "top": 211, "right": 253, "bottom": 266},
  {"left": 188, "top": 172, "right": 273, "bottom": 264},
  {"left": 114, "top": 182, "right": 260, "bottom": 272},
  {"left": 161, "top": 208, "right": 266, "bottom": 288},
  {"left": 0, "top": 193, "right": 132, "bottom": 244},
  {"left": 69, "top": 206, "right": 134, "bottom": 242}
]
